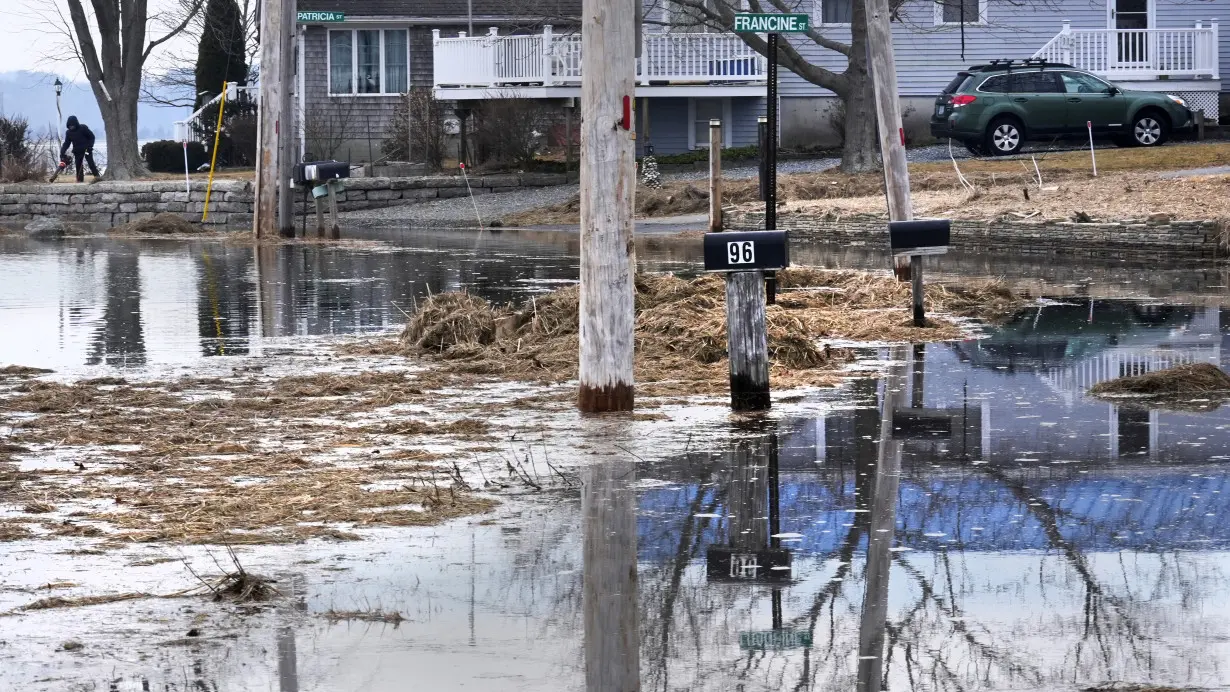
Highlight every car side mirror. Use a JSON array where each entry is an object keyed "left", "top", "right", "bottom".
[{"left": 1106, "top": 86, "right": 1120, "bottom": 96}]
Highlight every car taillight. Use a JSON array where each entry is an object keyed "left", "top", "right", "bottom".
[{"left": 951, "top": 95, "right": 977, "bottom": 108}]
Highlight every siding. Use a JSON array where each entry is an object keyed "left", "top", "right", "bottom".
[
  {"left": 779, "top": 0, "right": 1226, "bottom": 99},
  {"left": 642, "top": 98, "right": 691, "bottom": 154},
  {"left": 730, "top": 97, "right": 766, "bottom": 147}
]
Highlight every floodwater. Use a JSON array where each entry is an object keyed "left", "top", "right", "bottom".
[{"left": 5, "top": 228, "right": 1230, "bottom": 691}]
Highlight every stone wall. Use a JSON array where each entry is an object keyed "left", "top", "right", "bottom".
[
  {"left": 0, "top": 173, "right": 575, "bottom": 229},
  {"left": 724, "top": 211, "right": 1227, "bottom": 258}
]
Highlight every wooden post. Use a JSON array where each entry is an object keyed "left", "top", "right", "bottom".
[
  {"left": 865, "top": 0, "right": 914, "bottom": 280},
  {"left": 254, "top": 0, "right": 291, "bottom": 239},
  {"left": 709, "top": 119, "right": 722, "bottom": 233},
  {"left": 314, "top": 189, "right": 325, "bottom": 238},
  {"left": 577, "top": 0, "right": 637, "bottom": 413},
  {"left": 583, "top": 459, "right": 641, "bottom": 692},
  {"left": 1196, "top": 109, "right": 1206, "bottom": 140},
  {"left": 727, "top": 270, "right": 770, "bottom": 411},
  {"left": 277, "top": 0, "right": 297, "bottom": 238},
  {"left": 326, "top": 179, "right": 341, "bottom": 240},
  {"left": 855, "top": 345, "right": 908, "bottom": 692}
]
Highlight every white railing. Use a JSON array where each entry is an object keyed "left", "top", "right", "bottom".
[
  {"left": 433, "top": 26, "right": 766, "bottom": 89},
  {"left": 172, "top": 84, "right": 260, "bottom": 143},
  {"left": 1033, "top": 20, "right": 1219, "bottom": 79}
]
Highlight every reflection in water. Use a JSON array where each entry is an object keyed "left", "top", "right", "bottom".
[{"left": 0, "top": 231, "right": 698, "bottom": 370}]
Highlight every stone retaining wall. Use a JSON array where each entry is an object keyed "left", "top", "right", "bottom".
[
  {"left": 0, "top": 172, "right": 574, "bottom": 228},
  {"left": 724, "top": 211, "right": 1227, "bottom": 257}
]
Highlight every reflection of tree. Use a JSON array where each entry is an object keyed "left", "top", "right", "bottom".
[{"left": 86, "top": 245, "right": 146, "bottom": 367}]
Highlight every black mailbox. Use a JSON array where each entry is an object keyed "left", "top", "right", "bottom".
[
  {"left": 293, "top": 160, "right": 351, "bottom": 186},
  {"left": 706, "top": 546, "right": 792, "bottom": 583},
  {"left": 703, "top": 230, "right": 790, "bottom": 272},
  {"left": 889, "top": 219, "right": 950, "bottom": 257},
  {"left": 892, "top": 408, "right": 954, "bottom": 439}
]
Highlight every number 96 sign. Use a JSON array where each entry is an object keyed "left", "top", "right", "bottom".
[{"left": 703, "top": 230, "right": 789, "bottom": 272}]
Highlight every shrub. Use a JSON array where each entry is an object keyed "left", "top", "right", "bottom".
[
  {"left": 142, "top": 140, "right": 209, "bottom": 173},
  {"left": 0, "top": 115, "right": 46, "bottom": 182},
  {"left": 473, "top": 99, "right": 550, "bottom": 169},
  {"left": 383, "top": 87, "right": 446, "bottom": 169},
  {"left": 646, "top": 145, "right": 760, "bottom": 165}
]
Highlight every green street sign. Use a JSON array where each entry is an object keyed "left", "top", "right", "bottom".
[
  {"left": 297, "top": 11, "right": 345, "bottom": 22},
  {"left": 739, "top": 630, "right": 813, "bottom": 650},
  {"left": 733, "top": 13, "right": 809, "bottom": 32}
]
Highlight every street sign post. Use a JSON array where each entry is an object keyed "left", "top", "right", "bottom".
[
  {"left": 297, "top": 11, "right": 345, "bottom": 22},
  {"left": 733, "top": 14, "right": 808, "bottom": 235}
]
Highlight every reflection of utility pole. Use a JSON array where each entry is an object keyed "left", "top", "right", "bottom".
[
  {"left": 582, "top": 458, "right": 640, "bottom": 691},
  {"left": 856, "top": 345, "right": 909, "bottom": 692},
  {"left": 277, "top": 627, "right": 300, "bottom": 692}
]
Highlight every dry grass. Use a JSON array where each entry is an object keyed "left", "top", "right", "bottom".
[
  {"left": 398, "top": 268, "right": 1026, "bottom": 396},
  {"left": 20, "top": 593, "right": 149, "bottom": 611},
  {"left": 503, "top": 142, "right": 1230, "bottom": 226},
  {"left": 110, "top": 213, "right": 204, "bottom": 235},
  {"left": 1090, "top": 363, "right": 1230, "bottom": 397},
  {"left": 324, "top": 609, "right": 406, "bottom": 624}
]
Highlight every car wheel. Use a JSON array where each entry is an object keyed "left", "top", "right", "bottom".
[
  {"left": 1131, "top": 111, "right": 1168, "bottom": 147},
  {"left": 963, "top": 141, "right": 986, "bottom": 157},
  {"left": 985, "top": 118, "right": 1024, "bottom": 156}
]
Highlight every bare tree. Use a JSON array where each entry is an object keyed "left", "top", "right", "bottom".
[
  {"left": 141, "top": 0, "right": 259, "bottom": 107},
  {"left": 37, "top": 0, "right": 206, "bottom": 179},
  {"left": 647, "top": 0, "right": 881, "bottom": 172}
]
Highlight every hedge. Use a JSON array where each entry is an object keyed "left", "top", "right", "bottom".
[{"left": 141, "top": 140, "right": 209, "bottom": 173}]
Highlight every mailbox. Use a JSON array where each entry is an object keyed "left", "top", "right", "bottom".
[
  {"left": 703, "top": 230, "right": 790, "bottom": 272},
  {"left": 293, "top": 160, "right": 351, "bottom": 186},
  {"left": 889, "top": 219, "right": 950, "bottom": 257},
  {"left": 706, "top": 546, "right": 792, "bottom": 583}
]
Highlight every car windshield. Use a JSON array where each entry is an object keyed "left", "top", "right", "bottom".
[
  {"left": 942, "top": 73, "right": 972, "bottom": 94},
  {"left": 1060, "top": 72, "right": 1113, "bottom": 94}
]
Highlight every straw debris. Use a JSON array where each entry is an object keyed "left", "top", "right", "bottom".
[
  {"left": 398, "top": 269, "right": 1024, "bottom": 395},
  {"left": 324, "top": 609, "right": 406, "bottom": 624},
  {"left": 1090, "top": 363, "right": 1230, "bottom": 397},
  {"left": 110, "top": 213, "right": 203, "bottom": 235}
]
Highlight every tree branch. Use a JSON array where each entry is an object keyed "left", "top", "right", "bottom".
[{"left": 145, "top": 0, "right": 205, "bottom": 61}]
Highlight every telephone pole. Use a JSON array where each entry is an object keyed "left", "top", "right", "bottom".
[
  {"left": 577, "top": 0, "right": 637, "bottom": 413},
  {"left": 254, "top": 0, "right": 292, "bottom": 239},
  {"left": 277, "top": 0, "right": 297, "bottom": 237},
  {"left": 865, "top": 0, "right": 914, "bottom": 279}
]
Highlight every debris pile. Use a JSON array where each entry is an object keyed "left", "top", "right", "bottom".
[
  {"left": 110, "top": 212, "right": 203, "bottom": 235},
  {"left": 1090, "top": 363, "right": 1230, "bottom": 398}
]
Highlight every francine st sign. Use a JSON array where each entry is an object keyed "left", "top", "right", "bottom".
[{"left": 733, "top": 13, "right": 810, "bottom": 32}]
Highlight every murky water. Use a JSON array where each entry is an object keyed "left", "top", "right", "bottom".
[{"left": 6, "top": 229, "right": 1230, "bottom": 690}]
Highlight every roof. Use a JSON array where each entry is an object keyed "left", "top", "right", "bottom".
[{"left": 296, "top": 0, "right": 581, "bottom": 20}]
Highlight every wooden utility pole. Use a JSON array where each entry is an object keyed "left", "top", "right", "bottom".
[
  {"left": 277, "top": 0, "right": 298, "bottom": 237},
  {"left": 865, "top": 0, "right": 914, "bottom": 280},
  {"left": 254, "top": 0, "right": 291, "bottom": 239},
  {"left": 583, "top": 458, "right": 641, "bottom": 692},
  {"left": 577, "top": 0, "right": 637, "bottom": 412},
  {"left": 709, "top": 120, "right": 722, "bottom": 233}
]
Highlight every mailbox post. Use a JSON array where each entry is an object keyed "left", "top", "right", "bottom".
[
  {"left": 704, "top": 230, "right": 790, "bottom": 411},
  {"left": 293, "top": 160, "right": 349, "bottom": 239},
  {"left": 888, "top": 219, "right": 950, "bottom": 327}
]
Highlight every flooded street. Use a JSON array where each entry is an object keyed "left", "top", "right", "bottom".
[{"left": 4, "top": 227, "right": 1230, "bottom": 691}]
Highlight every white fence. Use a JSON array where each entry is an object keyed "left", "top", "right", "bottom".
[
  {"left": 433, "top": 26, "right": 766, "bottom": 89},
  {"left": 1034, "top": 21, "right": 1219, "bottom": 79}
]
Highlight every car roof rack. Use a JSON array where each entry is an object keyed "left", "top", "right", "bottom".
[{"left": 966, "top": 59, "right": 1075, "bottom": 72}]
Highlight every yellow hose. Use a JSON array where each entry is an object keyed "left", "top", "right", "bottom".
[{"left": 201, "top": 81, "right": 228, "bottom": 222}]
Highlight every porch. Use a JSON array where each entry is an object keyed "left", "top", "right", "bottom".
[
  {"left": 432, "top": 27, "right": 768, "bottom": 100},
  {"left": 1033, "top": 20, "right": 1220, "bottom": 82}
]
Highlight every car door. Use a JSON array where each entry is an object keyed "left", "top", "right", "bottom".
[
  {"left": 1060, "top": 71, "right": 1130, "bottom": 133},
  {"left": 1006, "top": 71, "right": 1067, "bottom": 134}
]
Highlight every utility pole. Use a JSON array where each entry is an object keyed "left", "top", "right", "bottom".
[
  {"left": 254, "top": 0, "right": 291, "bottom": 239},
  {"left": 277, "top": 0, "right": 298, "bottom": 237},
  {"left": 864, "top": 0, "right": 914, "bottom": 280},
  {"left": 577, "top": 0, "right": 637, "bottom": 413}
]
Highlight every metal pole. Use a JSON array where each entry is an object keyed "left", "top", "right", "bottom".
[
  {"left": 709, "top": 119, "right": 722, "bottom": 233},
  {"left": 765, "top": 33, "right": 778, "bottom": 232},
  {"left": 757, "top": 116, "right": 767, "bottom": 202},
  {"left": 577, "top": 0, "right": 637, "bottom": 413}
]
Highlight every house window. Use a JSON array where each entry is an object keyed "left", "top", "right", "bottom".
[
  {"left": 328, "top": 28, "right": 410, "bottom": 95},
  {"left": 693, "top": 98, "right": 725, "bottom": 148},
  {"left": 935, "top": 0, "right": 985, "bottom": 25},
  {"left": 815, "top": 0, "right": 852, "bottom": 25}
]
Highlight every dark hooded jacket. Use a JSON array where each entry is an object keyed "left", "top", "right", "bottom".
[{"left": 60, "top": 116, "right": 96, "bottom": 156}]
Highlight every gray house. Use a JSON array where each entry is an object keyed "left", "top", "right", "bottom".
[{"left": 293, "top": 0, "right": 1224, "bottom": 161}]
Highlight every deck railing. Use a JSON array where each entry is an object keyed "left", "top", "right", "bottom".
[
  {"left": 433, "top": 26, "right": 766, "bottom": 89},
  {"left": 1033, "top": 21, "right": 1219, "bottom": 79}
]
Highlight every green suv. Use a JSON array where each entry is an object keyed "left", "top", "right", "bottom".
[{"left": 930, "top": 59, "right": 1194, "bottom": 156}]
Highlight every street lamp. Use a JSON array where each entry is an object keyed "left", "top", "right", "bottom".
[{"left": 54, "top": 78, "right": 63, "bottom": 125}]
